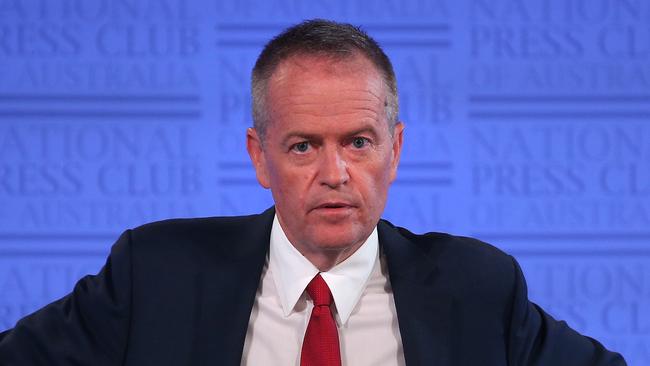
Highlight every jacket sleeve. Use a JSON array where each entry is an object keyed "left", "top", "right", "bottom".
[
  {"left": 506, "top": 256, "right": 627, "bottom": 366},
  {"left": 0, "top": 230, "right": 133, "bottom": 366}
]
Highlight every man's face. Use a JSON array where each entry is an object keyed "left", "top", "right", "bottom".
[{"left": 247, "top": 54, "right": 403, "bottom": 265}]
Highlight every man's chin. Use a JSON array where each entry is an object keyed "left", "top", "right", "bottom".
[
  {"left": 306, "top": 229, "right": 367, "bottom": 252},
  {"left": 313, "top": 240, "right": 358, "bottom": 252}
]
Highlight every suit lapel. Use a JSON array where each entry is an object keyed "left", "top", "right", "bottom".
[
  {"left": 190, "top": 207, "right": 275, "bottom": 366},
  {"left": 379, "top": 220, "right": 456, "bottom": 366}
]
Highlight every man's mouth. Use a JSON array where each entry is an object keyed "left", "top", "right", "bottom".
[
  {"left": 315, "top": 202, "right": 352, "bottom": 209},
  {"left": 311, "top": 203, "right": 355, "bottom": 219}
]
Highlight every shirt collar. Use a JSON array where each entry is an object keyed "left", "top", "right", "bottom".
[{"left": 268, "top": 214, "right": 379, "bottom": 325}]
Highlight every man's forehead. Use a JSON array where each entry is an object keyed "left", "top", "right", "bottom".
[
  {"left": 267, "top": 87, "right": 385, "bottom": 128},
  {"left": 266, "top": 55, "right": 386, "bottom": 109},
  {"left": 270, "top": 53, "right": 382, "bottom": 84},
  {"left": 262, "top": 53, "right": 390, "bottom": 140}
]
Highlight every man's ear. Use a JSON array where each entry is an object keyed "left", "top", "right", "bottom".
[
  {"left": 246, "top": 128, "right": 271, "bottom": 188},
  {"left": 389, "top": 122, "right": 404, "bottom": 183}
]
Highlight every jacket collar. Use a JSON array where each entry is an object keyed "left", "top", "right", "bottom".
[
  {"left": 379, "top": 219, "right": 454, "bottom": 366},
  {"left": 192, "top": 206, "right": 275, "bottom": 365}
]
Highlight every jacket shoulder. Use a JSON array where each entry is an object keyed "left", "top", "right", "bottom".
[
  {"left": 130, "top": 212, "right": 263, "bottom": 242},
  {"left": 124, "top": 208, "right": 275, "bottom": 265},
  {"left": 383, "top": 220, "right": 513, "bottom": 268},
  {"left": 380, "top": 219, "right": 516, "bottom": 295}
]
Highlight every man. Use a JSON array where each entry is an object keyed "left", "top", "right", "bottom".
[{"left": 0, "top": 19, "right": 626, "bottom": 366}]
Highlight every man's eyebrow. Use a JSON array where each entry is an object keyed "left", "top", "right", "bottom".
[
  {"left": 345, "top": 126, "right": 379, "bottom": 138},
  {"left": 280, "top": 126, "right": 380, "bottom": 145},
  {"left": 281, "top": 132, "right": 321, "bottom": 145}
]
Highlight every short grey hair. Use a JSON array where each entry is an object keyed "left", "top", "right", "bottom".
[{"left": 251, "top": 19, "right": 399, "bottom": 142}]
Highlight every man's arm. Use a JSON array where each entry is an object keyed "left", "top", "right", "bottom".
[
  {"left": 506, "top": 256, "right": 627, "bottom": 366},
  {"left": 0, "top": 231, "right": 133, "bottom": 365}
]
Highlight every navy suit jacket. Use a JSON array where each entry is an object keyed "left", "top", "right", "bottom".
[{"left": 0, "top": 207, "right": 626, "bottom": 365}]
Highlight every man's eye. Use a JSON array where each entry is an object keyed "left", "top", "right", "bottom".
[
  {"left": 352, "top": 137, "right": 369, "bottom": 149},
  {"left": 292, "top": 141, "right": 310, "bottom": 153}
]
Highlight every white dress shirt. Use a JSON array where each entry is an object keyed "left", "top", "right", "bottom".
[{"left": 241, "top": 215, "right": 405, "bottom": 365}]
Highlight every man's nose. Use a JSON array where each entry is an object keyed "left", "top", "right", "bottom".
[{"left": 318, "top": 146, "right": 349, "bottom": 188}]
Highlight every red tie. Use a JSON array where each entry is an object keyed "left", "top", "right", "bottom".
[{"left": 300, "top": 274, "right": 342, "bottom": 366}]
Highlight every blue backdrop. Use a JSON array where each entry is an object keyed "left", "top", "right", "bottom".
[{"left": 0, "top": 0, "right": 648, "bottom": 364}]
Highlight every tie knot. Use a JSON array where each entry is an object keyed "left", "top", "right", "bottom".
[{"left": 306, "top": 274, "right": 333, "bottom": 306}]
